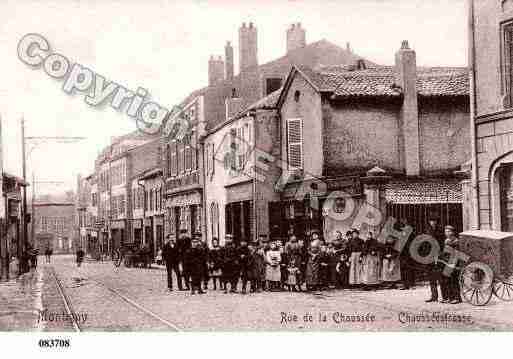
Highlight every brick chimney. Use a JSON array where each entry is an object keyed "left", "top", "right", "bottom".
[
  {"left": 286, "top": 22, "right": 306, "bottom": 53},
  {"left": 395, "top": 40, "right": 420, "bottom": 176},
  {"left": 239, "top": 22, "right": 258, "bottom": 73},
  {"left": 208, "top": 55, "right": 224, "bottom": 86},
  {"left": 225, "top": 41, "right": 234, "bottom": 80}
]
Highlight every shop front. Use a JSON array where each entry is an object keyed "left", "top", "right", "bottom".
[
  {"left": 271, "top": 176, "right": 363, "bottom": 242},
  {"left": 225, "top": 181, "right": 253, "bottom": 245},
  {"left": 165, "top": 191, "right": 202, "bottom": 240}
]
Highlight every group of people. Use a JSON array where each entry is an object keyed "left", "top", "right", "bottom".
[
  {"left": 162, "top": 217, "right": 464, "bottom": 301},
  {"left": 160, "top": 226, "right": 404, "bottom": 295}
]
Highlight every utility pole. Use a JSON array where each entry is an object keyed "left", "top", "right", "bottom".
[
  {"left": 31, "top": 172, "right": 35, "bottom": 250},
  {"left": 20, "top": 118, "right": 28, "bottom": 274}
]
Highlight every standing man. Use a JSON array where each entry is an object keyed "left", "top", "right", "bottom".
[
  {"left": 162, "top": 234, "right": 182, "bottom": 291},
  {"left": 176, "top": 228, "right": 191, "bottom": 290},
  {"left": 76, "top": 247, "right": 85, "bottom": 267},
  {"left": 44, "top": 247, "right": 53, "bottom": 264},
  {"left": 440, "top": 225, "right": 462, "bottom": 304},
  {"left": 398, "top": 218, "right": 416, "bottom": 290},
  {"left": 424, "top": 215, "right": 446, "bottom": 302},
  {"left": 221, "top": 235, "right": 239, "bottom": 293},
  {"left": 184, "top": 238, "right": 207, "bottom": 295}
]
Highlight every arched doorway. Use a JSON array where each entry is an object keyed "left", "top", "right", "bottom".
[{"left": 498, "top": 163, "right": 513, "bottom": 232}]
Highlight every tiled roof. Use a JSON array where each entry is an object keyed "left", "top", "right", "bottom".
[
  {"left": 247, "top": 88, "right": 282, "bottom": 110},
  {"left": 298, "top": 65, "right": 468, "bottom": 98}
]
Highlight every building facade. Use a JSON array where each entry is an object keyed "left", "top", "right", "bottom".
[
  {"left": 0, "top": 173, "right": 26, "bottom": 280},
  {"left": 274, "top": 41, "right": 470, "bottom": 240},
  {"left": 203, "top": 91, "right": 281, "bottom": 246},
  {"left": 162, "top": 96, "right": 207, "bottom": 240},
  {"left": 469, "top": 0, "right": 513, "bottom": 232},
  {"left": 92, "top": 132, "right": 159, "bottom": 257},
  {"left": 162, "top": 22, "right": 375, "bottom": 244},
  {"left": 33, "top": 202, "right": 75, "bottom": 254}
]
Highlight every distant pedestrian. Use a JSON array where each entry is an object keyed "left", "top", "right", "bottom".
[
  {"left": 76, "top": 247, "right": 85, "bottom": 267},
  {"left": 162, "top": 235, "right": 182, "bottom": 291},
  {"left": 44, "top": 247, "right": 53, "bottom": 264}
]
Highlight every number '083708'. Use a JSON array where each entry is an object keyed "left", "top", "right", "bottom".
[{"left": 38, "top": 339, "right": 70, "bottom": 348}]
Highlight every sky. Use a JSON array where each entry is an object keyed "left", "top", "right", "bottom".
[{"left": 0, "top": 0, "right": 468, "bottom": 196}]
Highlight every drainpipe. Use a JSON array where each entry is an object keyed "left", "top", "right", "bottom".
[
  {"left": 137, "top": 178, "right": 146, "bottom": 245},
  {"left": 200, "top": 135, "right": 208, "bottom": 246},
  {"left": 469, "top": 0, "right": 480, "bottom": 229}
]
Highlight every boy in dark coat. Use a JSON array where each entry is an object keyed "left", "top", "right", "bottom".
[
  {"left": 221, "top": 235, "right": 240, "bottom": 293},
  {"left": 238, "top": 239, "right": 251, "bottom": 294},
  {"left": 184, "top": 238, "right": 207, "bottom": 295},
  {"left": 208, "top": 238, "right": 223, "bottom": 290}
]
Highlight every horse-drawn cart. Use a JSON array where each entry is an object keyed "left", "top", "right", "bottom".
[
  {"left": 113, "top": 243, "right": 152, "bottom": 268},
  {"left": 458, "top": 230, "right": 513, "bottom": 306}
]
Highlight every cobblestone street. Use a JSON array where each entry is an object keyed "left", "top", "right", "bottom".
[{"left": 3, "top": 255, "right": 513, "bottom": 331}]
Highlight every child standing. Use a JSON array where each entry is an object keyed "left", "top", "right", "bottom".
[{"left": 286, "top": 259, "right": 301, "bottom": 291}]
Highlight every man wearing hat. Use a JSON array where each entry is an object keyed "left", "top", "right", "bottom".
[
  {"left": 439, "top": 225, "right": 462, "bottom": 304},
  {"left": 221, "top": 234, "right": 240, "bottom": 293},
  {"left": 176, "top": 228, "right": 192, "bottom": 290},
  {"left": 423, "top": 215, "right": 446, "bottom": 302},
  {"left": 194, "top": 231, "right": 210, "bottom": 290},
  {"left": 184, "top": 237, "right": 207, "bottom": 294},
  {"left": 162, "top": 234, "right": 182, "bottom": 291}
]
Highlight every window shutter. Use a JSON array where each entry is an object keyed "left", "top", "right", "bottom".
[{"left": 287, "top": 118, "right": 303, "bottom": 169}]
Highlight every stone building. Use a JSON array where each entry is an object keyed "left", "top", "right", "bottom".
[
  {"left": 76, "top": 174, "right": 99, "bottom": 258},
  {"left": 162, "top": 96, "right": 206, "bottom": 241},
  {"left": 93, "top": 131, "right": 159, "bottom": 256},
  {"left": 33, "top": 201, "right": 75, "bottom": 254},
  {"left": 468, "top": 0, "right": 513, "bottom": 231},
  {"left": 163, "top": 21, "right": 375, "bottom": 242},
  {"left": 273, "top": 41, "right": 470, "bottom": 240},
  {"left": 203, "top": 90, "right": 281, "bottom": 245}
]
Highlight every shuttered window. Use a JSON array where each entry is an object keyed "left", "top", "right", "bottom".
[{"left": 286, "top": 118, "right": 303, "bottom": 169}]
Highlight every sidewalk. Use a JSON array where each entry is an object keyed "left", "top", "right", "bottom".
[{"left": 0, "top": 269, "right": 44, "bottom": 331}]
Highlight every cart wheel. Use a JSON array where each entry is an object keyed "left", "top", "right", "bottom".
[
  {"left": 124, "top": 257, "right": 131, "bottom": 268},
  {"left": 493, "top": 278, "right": 513, "bottom": 301},
  {"left": 459, "top": 262, "right": 494, "bottom": 306}
]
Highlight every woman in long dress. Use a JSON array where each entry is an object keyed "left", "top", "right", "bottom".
[
  {"left": 381, "top": 235, "right": 401, "bottom": 288},
  {"left": 361, "top": 232, "right": 381, "bottom": 290},
  {"left": 348, "top": 229, "right": 364, "bottom": 286},
  {"left": 265, "top": 242, "right": 282, "bottom": 291},
  {"left": 305, "top": 240, "right": 322, "bottom": 291}
]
